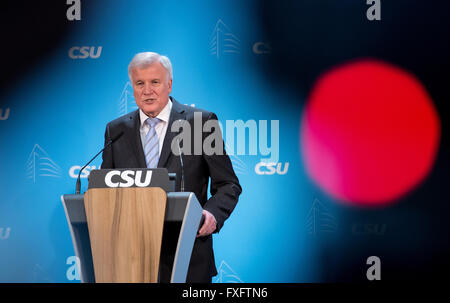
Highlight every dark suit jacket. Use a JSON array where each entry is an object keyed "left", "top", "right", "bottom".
[{"left": 101, "top": 97, "right": 242, "bottom": 282}]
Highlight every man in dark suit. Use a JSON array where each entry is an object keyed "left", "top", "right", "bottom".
[{"left": 101, "top": 52, "right": 242, "bottom": 282}]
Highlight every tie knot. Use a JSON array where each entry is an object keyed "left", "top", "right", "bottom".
[{"left": 145, "top": 117, "right": 160, "bottom": 128}]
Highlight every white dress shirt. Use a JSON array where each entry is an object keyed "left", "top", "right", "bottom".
[{"left": 139, "top": 99, "right": 172, "bottom": 156}]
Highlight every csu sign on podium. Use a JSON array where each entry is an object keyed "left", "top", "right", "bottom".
[{"left": 104, "top": 170, "right": 153, "bottom": 188}]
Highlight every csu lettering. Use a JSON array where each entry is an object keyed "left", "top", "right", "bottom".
[
  {"left": 0, "top": 108, "right": 10, "bottom": 121},
  {"left": 0, "top": 227, "right": 11, "bottom": 240},
  {"left": 105, "top": 170, "right": 152, "bottom": 188},
  {"left": 254, "top": 162, "right": 289, "bottom": 175},
  {"left": 68, "top": 46, "right": 102, "bottom": 59},
  {"left": 69, "top": 165, "right": 98, "bottom": 179},
  {"left": 352, "top": 223, "right": 387, "bottom": 235}
]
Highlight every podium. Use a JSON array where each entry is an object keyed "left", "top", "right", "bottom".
[{"left": 61, "top": 168, "right": 203, "bottom": 283}]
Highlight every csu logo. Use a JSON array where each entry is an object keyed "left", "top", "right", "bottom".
[
  {"left": 69, "top": 165, "right": 98, "bottom": 179},
  {"left": 0, "top": 227, "right": 11, "bottom": 240},
  {"left": 352, "top": 223, "right": 387, "bottom": 236},
  {"left": 252, "top": 42, "right": 272, "bottom": 55},
  {"left": 210, "top": 19, "right": 241, "bottom": 58},
  {"left": 214, "top": 260, "right": 244, "bottom": 283},
  {"left": 105, "top": 170, "right": 152, "bottom": 188},
  {"left": 26, "top": 144, "right": 62, "bottom": 183},
  {"left": 254, "top": 162, "right": 289, "bottom": 175},
  {"left": 0, "top": 108, "right": 10, "bottom": 121},
  {"left": 68, "top": 46, "right": 102, "bottom": 59}
]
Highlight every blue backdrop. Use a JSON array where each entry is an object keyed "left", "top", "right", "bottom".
[
  {"left": 0, "top": 0, "right": 318, "bottom": 282},
  {"left": 1, "top": 0, "right": 449, "bottom": 282}
]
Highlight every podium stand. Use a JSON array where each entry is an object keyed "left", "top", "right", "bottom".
[{"left": 61, "top": 168, "right": 203, "bottom": 283}]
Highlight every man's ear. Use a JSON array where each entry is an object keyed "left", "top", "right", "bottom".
[{"left": 168, "top": 78, "right": 173, "bottom": 92}]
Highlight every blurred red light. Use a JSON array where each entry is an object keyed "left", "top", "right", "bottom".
[{"left": 301, "top": 59, "right": 441, "bottom": 206}]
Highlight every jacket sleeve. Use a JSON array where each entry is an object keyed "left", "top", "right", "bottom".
[{"left": 202, "top": 112, "right": 242, "bottom": 233}]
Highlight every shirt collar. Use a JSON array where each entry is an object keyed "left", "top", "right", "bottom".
[{"left": 139, "top": 99, "right": 172, "bottom": 127}]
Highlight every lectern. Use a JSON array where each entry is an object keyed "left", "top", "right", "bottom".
[{"left": 61, "top": 168, "right": 203, "bottom": 283}]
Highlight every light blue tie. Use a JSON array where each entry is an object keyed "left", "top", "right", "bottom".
[{"left": 144, "top": 117, "right": 161, "bottom": 168}]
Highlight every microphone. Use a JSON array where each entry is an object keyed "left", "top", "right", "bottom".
[
  {"left": 75, "top": 131, "right": 124, "bottom": 194},
  {"left": 176, "top": 138, "right": 185, "bottom": 192}
]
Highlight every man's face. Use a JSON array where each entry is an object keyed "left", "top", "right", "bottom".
[{"left": 131, "top": 62, "right": 172, "bottom": 117}]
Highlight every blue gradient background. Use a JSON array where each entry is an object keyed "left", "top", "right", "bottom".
[
  {"left": 2, "top": 0, "right": 448, "bottom": 283},
  {"left": 0, "top": 0, "right": 319, "bottom": 282}
]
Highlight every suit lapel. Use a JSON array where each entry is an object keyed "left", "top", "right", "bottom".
[{"left": 158, "top": 97, "right": 186, "bottom": 168}]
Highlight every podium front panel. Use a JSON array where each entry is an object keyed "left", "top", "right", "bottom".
[{"left": 84, "top": 187, "right": 167, "bottom": 283}]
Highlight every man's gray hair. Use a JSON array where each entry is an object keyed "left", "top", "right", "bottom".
[{"left": 128, "top": 52, "right": 173, "bottom": 81}]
